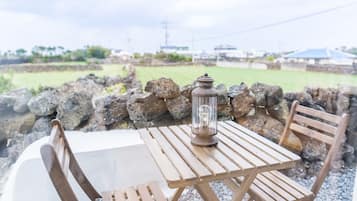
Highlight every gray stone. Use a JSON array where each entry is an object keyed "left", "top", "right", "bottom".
[
  {"left": 0, "top": 112, "right": 36, "bottom": 142},
  {"left": 180, "top": 84, "right": 195, "bottom": 101},
  {"left": 57, "top": 75, "right": 104, "bottom": 99},
  {"left": 166, "top": 95, "right": 191, "bottom": 120},
  {"left": 250, "top": 82, "right": 267, "bottom": 107},
  {"left": 56, "top": 92, "right": 94, "bottom": 130},
  {"left": 103, "top": 95, "right": 129, "bottom": 126},
  {"left": 302, "top": 139, "right": 327, "bottom": 162},
  {"left": 231, "top": 89, "right": 255, "bottom": 119},
  {"left": 216, "top": 84, "right": 229, "bottom": 105},
  {"left": 27, "top": 89, "right": 59, "bottom": 116},
  {"left": 23, "top": 131, "right": 48, "bottom": 147},
  {"left": 267, "top": 100, "right": 289, "bottom": 123},
  {"left": 306, "top": 87, "right": 338, "bottom": 114},
  {"left": 284, "top": 92, "right": 314, "bottom": 108},
  {"left": 218, "top": 103, "right": 232, "bottom": 119},
  {"left": 144, "top": 78, "right": 180, "bottom": 99},
  {"left": 336, "top": 93, "right": 350, "bottom": 115},
  {"left": 342, "top": 144, "right": 355, "bottom": 166},
  {"left": 285, "top": 161, "right": 307, "bottom": 178},
  {"left": 0, "top": 95, "right": 16, "bottom": 114},
  {"left": 250, "top": 82, "right": 283, "bottom": 107},
  {"left": 127, "top": 93, "right": 167, "bottom": 121},
  {"left": 32, "top": 117, "right": 51, "bottom": 133},
  {"left": 228, "top": 83, "right": 249, "bottom": 98},
  {"left": 1, "top": 88, "right": 32, "bottom": 113},
  {"left": 238, "top": 111, "right": 303, "bottom": 152}
]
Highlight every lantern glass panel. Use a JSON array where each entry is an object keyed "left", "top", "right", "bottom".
[{"left": 192, "top": 96, "right": 217, "bottom": 135}]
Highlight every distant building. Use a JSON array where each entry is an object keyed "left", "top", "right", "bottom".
[
  {"left": 160, "top": 45, "right": 189, "bottom": 54},
  {"left": 214, "top": 44, "right": 266, "bottom": 59},
  {"left": 214, "top": 44, "right": 237, "bottom": 51},
  {"left": 110, "top": 49, "right": 132, "bottom": 61},
  {"left": 283, "top": 48, "right": 356, "bottom": 65}
]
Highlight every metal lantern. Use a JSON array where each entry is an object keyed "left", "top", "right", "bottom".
[{"left": 191, "top": 73, "right": 218, "bottom": 146}]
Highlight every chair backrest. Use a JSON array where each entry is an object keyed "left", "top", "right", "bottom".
[
  {"left": 40, "top": 119, "right": 102, "bottom": 201},
  {"left": 279, "top": 100, "right": 349, "bottom": 197}
]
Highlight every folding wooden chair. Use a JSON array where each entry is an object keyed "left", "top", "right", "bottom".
[
  {"left": 41, "top": 119, "right": 167, "bottom": 201},
  {"left": 231, "top": 100, "right": 349, "bottom": 201}
]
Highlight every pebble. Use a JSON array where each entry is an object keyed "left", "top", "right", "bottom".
[{"left": 179, "top": 167, "right": 356, "bottom": 201}]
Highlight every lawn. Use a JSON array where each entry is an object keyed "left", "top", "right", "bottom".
[
  {"left": 3, "top": 64, "right": 357, "bottom": 92},
  {"left": 136, "top": 66, "right": 357, "bottom": 92}
]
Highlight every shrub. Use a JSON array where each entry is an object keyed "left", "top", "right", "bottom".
[
  {"left": 0, "top": 74, "right": 13, "bottom": 94},
  {"left": 167, "top": 53, "right": 191, "bottom": 62},
  {"left": 266, "top": 55, "right": 276, "bottom": 62},
  {"left": 104, "top": 83, "right": 126, "bottom": 95},
  {"left": 86, "top": 46, "right": 111, "bottom": 59}
]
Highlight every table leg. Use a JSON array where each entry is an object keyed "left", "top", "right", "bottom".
[
  {"left": 171, "top": 188, "right": 185, "bottom": 201},
  {"left": 232, "top": 172, "right": 257, "bottom": 201},
  {"left": 194, "top": 183, "right": 219, "bottom": 201}
]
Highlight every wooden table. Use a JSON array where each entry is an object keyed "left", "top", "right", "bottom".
[{"left": 139, "top": 121, "right": 301, "bottom": 201}]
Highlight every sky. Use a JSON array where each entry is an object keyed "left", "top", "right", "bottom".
[{"left": 0, "top": 0, "right": 357, "bottom": 53}]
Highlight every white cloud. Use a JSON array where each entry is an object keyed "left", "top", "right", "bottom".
[{"left": 0, "top": 0, "right": 356, "bottom": 52}]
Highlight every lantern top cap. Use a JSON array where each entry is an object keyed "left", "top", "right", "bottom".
[{"left": 197, "top": 73, "right": 214, "bottom": 83}]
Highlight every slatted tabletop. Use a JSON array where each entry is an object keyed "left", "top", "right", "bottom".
[{"left": 139, "top": 121, "right": 301, "bottom": 189}]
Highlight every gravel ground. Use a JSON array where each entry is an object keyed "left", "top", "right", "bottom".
[{"left": 179, "top": 166, "right": 356, "bottom": 201}]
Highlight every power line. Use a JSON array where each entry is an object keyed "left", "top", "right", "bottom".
[{"left": 183, "top": 1, "right": 357, "bottom": 43}]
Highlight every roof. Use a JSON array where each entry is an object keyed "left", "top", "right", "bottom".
[
  {"left": 214, "top": 44, "right": 237, "bottom": 50},
  {"left": 284, "top": 48, "right": 356, "bottom": 59}
]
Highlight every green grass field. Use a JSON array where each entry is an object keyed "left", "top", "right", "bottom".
[{"left": 3, "top": 64, "right": 357, "bottom": 92}]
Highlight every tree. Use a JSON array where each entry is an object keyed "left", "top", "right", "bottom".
[
  {"left": 86, "top": 45, "right": 111, "bottom": 59},
  {"left": 15, "top": 48, "right": 27, "bottom": 57},
  {"left": 70, "top": 49, "right": 87, "bottom": 61}
]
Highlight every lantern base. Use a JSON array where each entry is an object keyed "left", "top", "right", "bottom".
[{"left": 191, "top": 135, "right": 218, "bottom": 147}]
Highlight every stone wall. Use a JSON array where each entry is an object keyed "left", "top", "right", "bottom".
[
  {"left": 307, "top": 64, "right": 357, "bottom": 74},
  {"left": 0, "top": 64, "right": 102, "bottom": 73},
  {"left": 0, "top": 66, "right": 356, "bottom": 180}
]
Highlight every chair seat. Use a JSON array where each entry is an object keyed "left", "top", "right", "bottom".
[
  {"left": 238, "top": 171, "right": 314, "bottom": 201},
  {"left": 101, "top": 181, "right": 167, "bottom": 201}
]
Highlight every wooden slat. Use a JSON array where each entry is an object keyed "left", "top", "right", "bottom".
[
  {"left": 220, "top": 122, "right": 291, "bottom": 163},
  {"left": 62, "top": 149, "right": 70, "bottom": 177},
  {"left": 177, "top": 125, "right": 240, "bottom": 173},
  {"left": 148, "top": 182, "right": 167, "bottom": 201},
  {"left": 218, "top": 130, "right": 266, "bottom": 167},
  {"left": 248, "top": 183, "right": 275, "bottom": 201},
  {"left": 293, "top": 114, "right": 337, "bottom": 135},
  {"left": 149, "top": 128, "right": 196, "bottom": 180},
  {"left": 113, "top": 190, "right": 126, "bottom": 201},
  {"left": 218, "top": 124, "right": 280, "bottom": 165},
  {"left": 56, "top": 137, "right": 65, "bottom": 163},
  {"left": 48, "top": 125, "right": 60, "bottom": 146},
  {"left": 158, "top": 127, "right": 221, "bottom": 176},
  {"left": 262, "top": 172, "right": 305, "bottom": 200},
  {"left": 250, "top": 178, "right": 287, "bottom": 201},
  {"left": 232, "top": 177, "right": 275, "bottom": 201},
  {"left": 125, "top": 187, "right": 139, "bottom": 201},
  {"left": 163, "top": 126, "right": 227, "bottom": 175},
  {"left": 139, "top": 129, "right": 181, "bottom": 182},
  {"left": 296, "top": 104, "right": 341, "bottom": 124},
  {"left": 226, "top": 121, "right": 301, "bottom": 161},
  {"left": 290, "top": 123, "right": 334, "bottom": 145},
  {"left": 137, "top": 184, "right": 154, "bottom": 201},
  {"left": 270, "top": 171, "right": 313, "bottom": 196}
]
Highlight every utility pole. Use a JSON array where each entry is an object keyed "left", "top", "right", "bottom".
[
  {"left": 191, "top": 33, "right": 195, "bottom": 63},
  {"left": 161, "top": 20, "right": 169, "bottom": 46}
]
